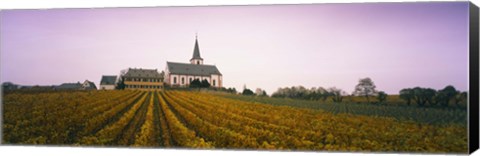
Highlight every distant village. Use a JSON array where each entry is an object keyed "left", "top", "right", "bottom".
[{"left": 2, "top": 36, "right": 226, "bottom": 92}]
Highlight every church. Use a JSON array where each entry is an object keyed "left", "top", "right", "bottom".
[{"left": 164, "top": 36, "right": 223, "bottom": 88}]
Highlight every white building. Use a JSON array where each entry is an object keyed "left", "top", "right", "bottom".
[
  {"left": 164, "top": 36, "right": 223, "bottom": 88},
  {"left": 82, "top": 80, "right": 97, "bottom": 90},
  {"left": 100, "top": 75, "right": 117, "bottom": 90}
]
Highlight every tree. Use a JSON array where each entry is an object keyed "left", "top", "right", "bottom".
[
  {"left": 254, "top": 88, "right": 268, "bottom": 97},
  {"left": 353, "top": 77, "right": 377, "bottom": 103},
  {"left": 453, "top": 91, "right": 467, "bottom": 108},
  {"left": 255, "top": 88, "right": 263, "bottom": 96},
  {"left": 226, "top": 87, "right": 237, "bottom": 94},
  {"left": 271, "top": 86, "right": 332, "bottom": 101},
  {"left": 242, "top": 88, "right": 254, "bottom": 96},
  {"left": 316, "top": 87, "right": 330, "bottom": 101},
  {"left": 377, "top": 91, "right": 388, "bottom": 104},
  {"left": 412, "top": 87, "right": 425, "bottom": 106},
  {"left": 412, "top": 87, "right": 436, "bottom": 107},
  {"left": 399, "top": 88, "right": 414, "bottom": 106},
  {"left": 189, "top": 79, "right": 202, "bottom": 88},
  {"left": 424, "top": 88, "right": 437, "bottom": 106},
  {"left": 200, "top": 79, "right": 210, "bottom": 88},
  {"left": 437, "top": 85, "right": 457, "bottom": 107},
  {"left": 328, "top": 87, "right": 346, "bottom": 103},
  {"left": 159, "top": 71, "right": 165, "bottom": 82},
  {"left": 115, "top": 69, "right": 127, "bottom": 90},
  {"left": 261, "top": 91, "right": 268, "bottom": 97}
]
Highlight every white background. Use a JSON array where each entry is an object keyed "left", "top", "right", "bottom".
[{"left": 0, "top": 0, "right": 478, "bottom": 156}]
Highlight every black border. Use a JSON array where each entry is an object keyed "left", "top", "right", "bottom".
[{"left": 469, "top": 1, "right": 479, "bottom": 154}]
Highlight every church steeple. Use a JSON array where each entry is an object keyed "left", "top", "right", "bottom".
[{"left": 190, "top": 34, "right": 204, "bottom": 65}]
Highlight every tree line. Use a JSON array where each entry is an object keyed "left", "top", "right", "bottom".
[
  {"left": 270, "top": 86, "right": 348, "bottom": 102},
  {"left": 268, "top": 77, "right": 466, "bottom": 108},
  {"left": 270, "top": 77, "right": 385, "bottom": 104},
  {"left": 399, "top": 86, "right": 467, "bottom": 108}
]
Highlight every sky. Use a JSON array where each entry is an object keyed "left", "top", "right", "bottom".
[{"left": 0, "top": 2, "right": 470, "bottom": 94}]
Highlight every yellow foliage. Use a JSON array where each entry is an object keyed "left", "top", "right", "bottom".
[{"left": 1, "top": 90, "right": 468, "bottom": 153}]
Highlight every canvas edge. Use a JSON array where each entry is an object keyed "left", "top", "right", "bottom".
[{"left": 469, "top": 1, "right": 480, "bottom": 154}]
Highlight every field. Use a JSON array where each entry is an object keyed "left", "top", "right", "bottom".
[
  {"left": 216, "top": 93, "right": 467, "bottom": 125},
  {"left": 2, "top": 90, "right": 468, "bottom": 153}
]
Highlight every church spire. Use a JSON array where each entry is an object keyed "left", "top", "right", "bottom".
[{"left": 190, "top": 34, "right": 204, "bottom": 65}]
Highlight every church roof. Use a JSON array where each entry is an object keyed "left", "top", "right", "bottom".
[
  {"left": 167, "top": 62, "right": 222, "bottom": 76},
  {"left": 191, "top": 37, "right": 203, "bottom": 60},
  {"left": 124, "top": 68, "right": 162, "bottom": 79}
]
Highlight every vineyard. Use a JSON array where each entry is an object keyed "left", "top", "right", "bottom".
[
  {"left": 217, "top": 92, "right": 467, "bottom": 125},
  {"left": 2, "top": 90, "right": 468, "bottom": 153}
]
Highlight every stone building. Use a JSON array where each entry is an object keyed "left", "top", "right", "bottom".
[{"left": 124, "top": 68, "right": 163, "bottom": 90}]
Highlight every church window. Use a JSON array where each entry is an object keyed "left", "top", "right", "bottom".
[
  {"left": 189, "top": 78, "right": 192, "bottom": 83},
  {"left": 213, "top": 80, "right": 216, "bottom": 86},
  {"left": 173, "top": 77, "right": 177, "bottom": 84},
  {"left": 181, "top": 77, "right": 185, "bottom": 84},
  {"left": 197, "top": 61, "right": 199, "bottom": 64}
]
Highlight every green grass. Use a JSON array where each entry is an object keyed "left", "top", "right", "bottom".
[{"left": 214, "top": 92, "right": 467, "bottom": 126}]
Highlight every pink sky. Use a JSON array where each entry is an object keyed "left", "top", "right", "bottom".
[{"left": 0, "top": 2, "right": 470, "bottom": 94}]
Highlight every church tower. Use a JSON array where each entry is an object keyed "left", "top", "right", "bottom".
[{"left": 190, "top": 35, "right": 204, "bottom": 65}]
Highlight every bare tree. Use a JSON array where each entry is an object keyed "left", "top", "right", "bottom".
[
  {"left": 328, "top": 87, "right": 346, "bottom": 103},
  {"left": 353, "top": 77, "right": 377, "bottom": 103},
  {"left": 115, "top": 69, "right": 127, "bottom": 90},
  {"left": 159, "top": 70, "right": 165, "bottom": 82}
]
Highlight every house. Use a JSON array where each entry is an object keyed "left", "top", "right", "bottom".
[
  {"left": 124, "top": 68, "right": 163, "bottom": 90},
  {"left": 55, "top": 80, "right": 97, "bottom": 90},
  {"left": 82, "top": 80, "right": 97, "bottom": 90},
  {"left": 56, "top": 82, "right": 82, "bottom": 90},
  {"left": 2, "top": 82, "right": 19, "bottom": 91},
  {"left": 100, "top": 75, "right": 117, "bottom": 90},
  {"left": 164, "top": 35, "right": 223, "bottom": 88}
]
